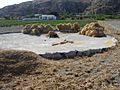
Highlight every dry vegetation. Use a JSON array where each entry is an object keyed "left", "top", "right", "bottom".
[
  {"left": 22, "top": 22, "right": 81, "bottom": 36},
  {"left": 0, "top": 21, "right": 120, "bottom": 90},
  {"left": 56, "top": 22, "right": 80, "bottom": 33},
  {"left": 80, "top": 22, "right": 106, "bottom": 37}
]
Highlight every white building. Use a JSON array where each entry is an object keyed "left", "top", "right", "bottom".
[
  {"left": 22, "top": 14, "right": 57, "bottom": 21},
  {"left": 39, "top": 15, "right": 57, "bottom": 20},
  {"left": 22, "top": 18, "right": 39, "bottom": 21}
]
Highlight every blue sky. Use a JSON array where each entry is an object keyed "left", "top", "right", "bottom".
[{"left": 0, "top": 0, "right": 32, "bottom": 8}]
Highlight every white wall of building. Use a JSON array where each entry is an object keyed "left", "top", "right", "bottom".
[
  {"left": 23, "top": 15, "right": 57, "bottom": 21},
  {"left": 41, "top": 15, "right": 57, "bottom": 20}
]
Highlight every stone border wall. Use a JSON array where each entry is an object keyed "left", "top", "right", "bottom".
[{"left": 40, "top": 48, "right": 109, "bottom": 60}]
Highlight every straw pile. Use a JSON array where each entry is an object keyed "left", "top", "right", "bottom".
[
  {"left": 56, "top": 22, "right": 80, "bottom": 33},
  {"left": 22, "top": 24, "right": 54, "bottom": 36},
  {"left": 47, "top": 31, "right": 59, "bottom": 38},
  {"left": 80, "top": 22, "right": 106, "bottom": 37}
]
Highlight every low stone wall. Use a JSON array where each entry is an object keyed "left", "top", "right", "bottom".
[{"left": 40, "top": 48, "right": 109, "bottom": 60}]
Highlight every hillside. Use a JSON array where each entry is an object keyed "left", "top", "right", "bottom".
[
  {"left": 85, "top": 0, "right": 120, "bottom": 14},
  {"left": 0, "top": 0, "right": 119, "bottom": 16}
]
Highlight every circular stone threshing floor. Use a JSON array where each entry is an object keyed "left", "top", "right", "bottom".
[{"left": 0, "top": 32, "right": 117, "bottom": 59}]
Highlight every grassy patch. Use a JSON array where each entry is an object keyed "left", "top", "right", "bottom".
[{"left": 0, "top": 19, "right": 95, "bottom": 27}]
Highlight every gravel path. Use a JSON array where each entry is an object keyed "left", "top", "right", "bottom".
[
  {"left": 105, "top": 20, "right": 120, "bottom": 31},
  {"left": 0, "top": 26, "right": 23, "bottom": 34}
]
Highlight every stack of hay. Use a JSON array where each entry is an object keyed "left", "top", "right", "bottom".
[
  {"left": 22, "top": 24, "right": 54, "bottom": 36},
  {"left": 22, "top": 25, "right": 32, "bottom": 34},
  {"left": 56, "top": 22, "right": 80, "bottom": 33},
  {"left": 80, "top": 22, "right": 106, "bottom": 37},
  {"left": 47, "top": 31, "right": 59, "bottom": 38},
  {"left": 30, "top": 24, "right": 41, "bottom": 35}
]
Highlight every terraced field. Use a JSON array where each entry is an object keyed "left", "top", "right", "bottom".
[{"left": 0, "top": 20, "right": 94, "bottom": 27}]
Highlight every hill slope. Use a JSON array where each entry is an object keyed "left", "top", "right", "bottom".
[
  {"left": 0, "top": 0, "right": 119, "bottom": 16},
  {"left": 85, "top": 0, "right": 120, "bottom": 14}
]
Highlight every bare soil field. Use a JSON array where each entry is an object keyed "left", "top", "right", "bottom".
[{"left": 0, "top": 21, "right": 120, "bottom": 90}]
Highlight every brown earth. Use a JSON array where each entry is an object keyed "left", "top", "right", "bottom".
[{"left": 0, "top": 21, "right": 120, "bottom": 90}]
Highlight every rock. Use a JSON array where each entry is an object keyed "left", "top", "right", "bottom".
[
  {"left": 64, "top": 51, "right": 77, "bottom": 58},
  {"left": 41, "top": 53, "right": 63, "bottom": 60},
  {"left": 89, "top": 49, "right": 96, "bottom": 55},
  {"left": 82, "top": 50, "right": 92, "bottom": 56},
  {"left": 40, "top": 48, "right": 109, "bottom": 59},
  {"left": 77, "top": 51, "right": 83, "bottom": 56}
]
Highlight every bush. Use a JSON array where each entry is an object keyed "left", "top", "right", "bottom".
[{"left": 95, "top": 16, "right": 106, "bottom": 20}]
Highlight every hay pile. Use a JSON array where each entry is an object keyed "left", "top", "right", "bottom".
[
  {"left": 47, "top": 31, "right": 59, "bottom": 38},
  {"left": 22, "top": 25, "right": 32, "bottom": 34},
  {"left": 56, "top": 22, "right": 80, "bottom": 33},
  {"left": 22, "top": 24, "right": 54, "bottom": 36},
  {"left": 80, "top": 22, "right": 106, "bottom": 37}
]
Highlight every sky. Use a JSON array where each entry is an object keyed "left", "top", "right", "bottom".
[{"left": 0, "top": 0, "right": 32, "bottom": 8}]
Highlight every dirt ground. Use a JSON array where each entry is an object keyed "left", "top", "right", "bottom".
[{"left": 0, "top": 21, "right": 120, "bottom": 90}]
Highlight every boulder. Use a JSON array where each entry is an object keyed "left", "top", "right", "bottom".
[
  {"left": 41, "top": 53, "right": 63, "bottom": 60},
  {"left": 64, "top": 51, "right": 77, "bottom": 58}
]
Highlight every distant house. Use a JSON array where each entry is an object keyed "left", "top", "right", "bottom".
[
  {"left": 22, "top": 14, "right": 57, "bottom": 21},
  {"left": 22, "top": 18, "right": 39, "bottom": 21},
  {"left": 39, "top": 15, "right": 57, "bottom": 20}
]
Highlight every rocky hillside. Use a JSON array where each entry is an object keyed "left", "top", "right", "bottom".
[
  {"left": 85, "top": 0, "right": 120, "bottom": 14},
  {"left": 0, "top": 0, "right": 119, "bottom": 16}
]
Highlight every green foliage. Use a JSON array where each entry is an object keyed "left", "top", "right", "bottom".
[
  {"left": 0, "top": 20, "right": 94, "bottom": 27},
  {"left": 80, "top": 14, "right": 120, "bottom": 20},
  {"left": 95, "top": 14, "right": 106, "bottom": 20}
]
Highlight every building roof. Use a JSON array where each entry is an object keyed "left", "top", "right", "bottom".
[{"left": 41, "top": 15, "right": 56, "bottom": 17}]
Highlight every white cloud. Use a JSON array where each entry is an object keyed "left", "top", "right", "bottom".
[{"left": 0, "top": 0, "right": 32, "bottom": 8}]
